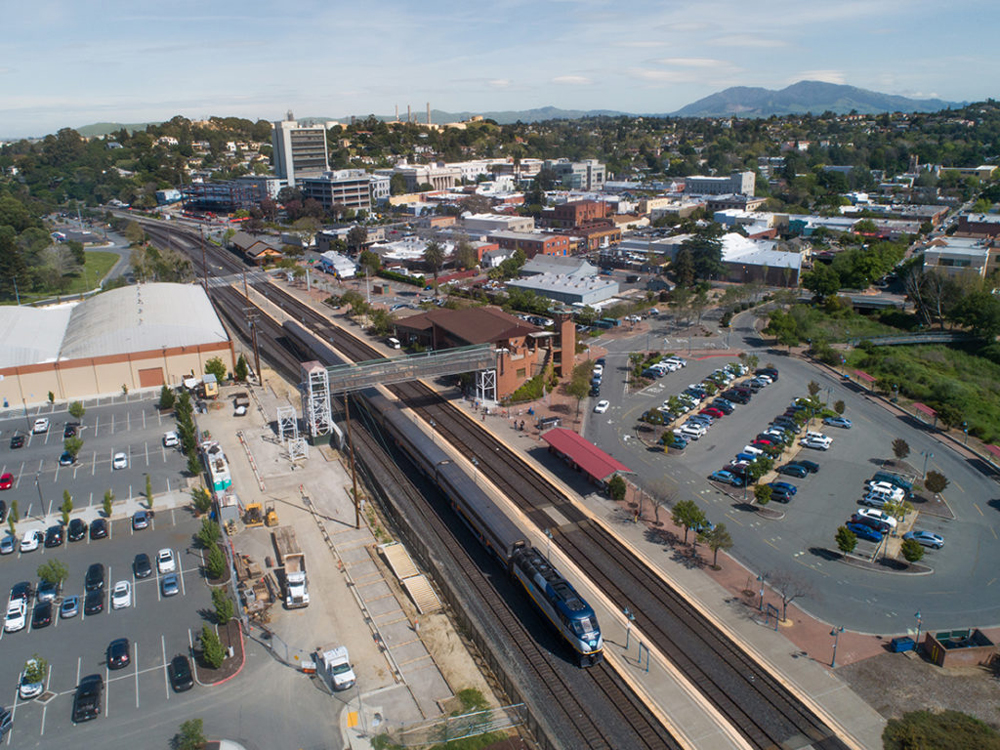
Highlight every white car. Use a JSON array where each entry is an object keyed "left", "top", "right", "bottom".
[
  {"left": 802, "top": 435, "right": 832, "bottom": 451},
  {"left": 869, "top": 481, "right": 905, "bottom": 501},
  {"left": 678, "top": 423, "right": 707, "bottom": 440},
  {"left": 592, "top": 364, "right": 604, "bottom": 377},
  {"left": 111, "top": 580, "right": 132, "bottom": 610},
  {"left": 157, "top": 548, "right": 176, "bottom": 574},
  {"left": 856, "top": 507, "right": 898, "bottom": 529},
  {"left": 19, "top": 659, "right": 45, "bottom": 699},
  {"left": 32, "top": 418, "right": 49, "bottom": 434},
  {"left": 742, "top": 445, "right": 764, "bottom": 457},
  {"left": 4, "top": 600, "right": 26, "bottom": 633},
  {"left": 112, "top": 452, "right": 128, "bottom": 470},
  {"left": 593, "top": 400, "right": 610, "bottom": 414},
  {"left": 20, "top": 529, "right": 42, "bottom": 553},
  {"left": 163, "top": 431, "right": 179, "bottom": 448}
]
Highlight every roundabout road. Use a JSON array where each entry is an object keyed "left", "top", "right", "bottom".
[{"left": 583, "top": 312, "right": 1000, "bottom": 635}]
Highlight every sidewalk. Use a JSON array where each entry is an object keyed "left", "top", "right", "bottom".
[{"left": 11, "top": 488, "right": 190, "bottom": 534}]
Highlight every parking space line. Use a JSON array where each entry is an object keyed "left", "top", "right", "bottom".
[
  {"left": 105, "top": 663, "right": 110, "bottom": 718},
  {"left": 88, "top": 491, "right": 93, "bottom": 508},
  {"left": 134, "top": 642, "right": 140, "bottom": 708},
  {"left": 126, "top": 412, "right": 130, "bottom": 432},
  {"left": 178, "top": 552, "right": 186, "bottom": 596},
  {"left": 110, "top": 414, "right": 115, "bottom": 434},
  {"left": 40, "top": 663, "right": 52, "bottom": 736},
  {"left": 161, "top": 635, "right": 170, "bottom": 700},
  {"left": 974, "top": 502, "right": 984, "bottom": 516},
  {"left": 76, "top": 656, "right": 81, "bottom": 686},
  {"left": 145, "top": 442, "right": 150, "bottom": 467},
  {"left": 94, "top": 415, "right": 99, "bottom": 437},
  {"left": 142, "top": 411, "right": 146, "bottom": 429},
  {"left": 91, "top": 453, "right": 96, "bottom": 476}
]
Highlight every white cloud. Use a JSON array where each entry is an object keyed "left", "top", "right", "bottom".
[
  {"left": 653, "top": 57, "right": 730, "bottom": 69},
  {"left": 552, "top": 75, "right": 591, "bottom": 85},
  {"left": 794, "top": 70, "right": 847, "bottom": 85},
  {"left": 489, "top": 79, "right": 511, "bottom": 88},
  {"left": 709, "top": 34, "right": 788, "bottom": 48}
]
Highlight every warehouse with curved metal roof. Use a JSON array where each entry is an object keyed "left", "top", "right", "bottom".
[{"left": 0, "top": 283, "right": 233, "bottom": 406}]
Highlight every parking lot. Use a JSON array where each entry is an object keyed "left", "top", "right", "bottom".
[
  {"left": 586, "top": 323, "right": 999, "bottom": 632},
  {"left": 0, "top": 509, "right": 212, "bottom": 746},
  {"left": 0, "top": 395, "right": 189, "bottom": 519}
]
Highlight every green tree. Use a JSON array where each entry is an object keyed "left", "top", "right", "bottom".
[
  {"left": 159, "top": 385, "right": 176, "bottom": 411},
  {"left": 357, "top": 249, "right": 381, "bottom": 276},
  {"left": 672, "top": 246, "right": 695, "bottom": 287},
  {"left": 607, "top": 474, "right": 627, "bottom": 502},
  {"left": 234, "top": 354, "right": 249, "bottom": 382},
  {"left": 671, "top": 499, "right": 706, "bottom": 544},
  {"left": 347, "top": 225, "right": 369, "bottom": 253},
  {"left": 802, "top": 262, "right": 841, "bottom": 300},
  {"left": 191, "top": 487, "right": 214, "bottom": 515},
  {"left": 754, "top": 484, "right": 772, "bottom": 506},
  {"left": 807, "top": 381, "right": 821, "bottom": 399},
  {"left": 883, "top": 709, "right": 1000, "bottom": 750},
  {"left": 700, "top": 523, "right": 734, "bottom": 568},
  {"left": 892, "top": 438, "right": 910, "bottom": 461},
  {"left": 187, "top": 452, "right": 202, "bottom": 477},
  {"left": 424, "top": 240, "right": 446, "bottom": 294},
  {"left": 567, "top": 362, "right": 593, "bottom": 421},
  {"left": 900, "top": 538, "right": 925, "bottom": 564},
  {"left": 102, "top": 490, "right": 114, "bottom": 518},
  {"left": 9, "top": 499, "right": 18, "bottom": 524},
  {"left": 37, "top": 558, "right": 69, "bottom": 586},
  {"left": 200, "top": 626, "right": 226, "bottom": 669},
  {"left": 204, "top": 357, "right": 227, "bottom": 383},
  {"left": 834, "top": 400, "right": 845, "bottom": 415},
  {"left": 835, "top": 526, "right": 857, "bottom": 554},
  {"left": 23, "top": 656, "right": 48, "bottom": 685},
  {"left": 145, "top": 475, "right": 153, "bottom": 506},
  {"left": 454, "top": 237, "right": 479, "bottom": 270},
  {"left": 68, "top": 401, "right": 86, "bottom": 420},
  {"left": 205, "top": 543, "right": 227, "bottom": 579},
  {"left": 48, "top": 391, "right": 54, "bottom": 405},
  {"left": 63, "top": 436, "right": 83, "bottom": 460},
  {"left": 924, "top": 470, "right": 949, "bottom": 496},
  {"left": 212, "top": 587, "right": 235, "bottom": 624},
  {"left": 197, "top": 518, "right": 221, "bottom": 549},
  {"left": 176, "top": 716, "right": 209, "bottom": 750},
  {"left": 681, "top": 225, "right": 725, "bottom": 281},
  {"left": 61, "top": 490, "right": 73, "bottom": 526}
]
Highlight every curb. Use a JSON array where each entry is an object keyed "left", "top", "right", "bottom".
[{"left": 203, "top": 623, "right": 247, "bottom": 687}]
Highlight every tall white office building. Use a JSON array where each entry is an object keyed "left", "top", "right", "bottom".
[{"left": 272, "top": 112, "right": 330, "bottom": 188}]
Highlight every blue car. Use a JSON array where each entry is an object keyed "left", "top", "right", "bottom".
[
  {"left": 824, "top": 416, "right": 853, "bottom": 429},
  {"left": 768, "top": 481, "right": 798, "bottom": 496},
  {"left": 735, "top": 452, "right": 759, "bottom": 464},
  {"left": 846, "top": 521, "right": 883, "bottom": 543},
  {"left": 709, "top": 470, "right": 743, "bottom": 487},
  {"left": 663, "top": 434, "right": 687, "bottom": 450}
]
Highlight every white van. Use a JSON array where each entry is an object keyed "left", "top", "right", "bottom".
[{"left": 386, "top": 337, "right": 401, "bottom": 350}]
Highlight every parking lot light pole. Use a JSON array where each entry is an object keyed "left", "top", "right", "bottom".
[
  {"left": 914, "top": 611, "right": 923, "bottom": 647},
  {"left": 544, "top": 528, "right": 553, "bottom": 562},
  {"left": 624, "top": 606, "right": 636, "bottom": 650},
  {"left": 757, "top": 574, "right": 766, "bottom": 611},
  {"left": 921, "top": 451, "right": 934, "bottom": 479},
  {"left": 830, "top": 626, "right": 844, "bottom": 667}
]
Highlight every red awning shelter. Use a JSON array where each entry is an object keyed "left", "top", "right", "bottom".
[
  {"left": 853, "top": 370, "right": 876, "bottom": 384},
  {"left": 541, "top": 428, "right": 632, "bottom": 484},
  {"left": 986, "top": 445, "right": 1000, "bottom": 463}
]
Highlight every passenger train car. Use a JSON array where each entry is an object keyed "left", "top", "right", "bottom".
[{"left": 282, "top": 320, "right": 604, "bottom": 665}]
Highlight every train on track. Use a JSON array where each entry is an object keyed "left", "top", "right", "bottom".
[{"left": 282, "top": 320, "right": 604, "bottom": 666}]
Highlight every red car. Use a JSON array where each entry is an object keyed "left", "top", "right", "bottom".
[
  {"left": 699, "top": 408, "right": 724, "bottom": 419},
  {"left": 751, "top": 439, "right": 773, "bottom": 448},
  {"left": 0, "top": 473, "right": 12, "bottom": 490}
]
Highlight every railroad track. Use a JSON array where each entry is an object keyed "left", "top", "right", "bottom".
[
  {"left": 246, "top": 281, "right": 852, "bottom": 750},
  {"left": 351, "top": 407, "right": 680, "bottom": 750},
  {"left": 210, "top": 285, "right": 302, "bottom": 380}
]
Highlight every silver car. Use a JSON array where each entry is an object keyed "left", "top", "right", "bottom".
[{"left": 60, "top": 595, "right": 80, "bottom": 619}]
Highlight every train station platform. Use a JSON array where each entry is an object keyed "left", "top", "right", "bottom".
[{"left": 453, "top": 396, "right": 887, "bottom": 750}]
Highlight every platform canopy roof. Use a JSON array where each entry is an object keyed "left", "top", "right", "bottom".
[{"left": 542, "top": 427, "right": 632, "bottom": 483}]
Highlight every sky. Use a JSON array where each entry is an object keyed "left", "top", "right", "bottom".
[{"left": 2, "top": 0, "right": 998, "bottom": 138}]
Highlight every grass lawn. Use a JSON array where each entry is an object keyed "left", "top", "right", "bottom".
[
  {"left": 848, "top": 342, "right": 1000, "bottom": 442},
  {"left": 13, "top": 251, "right": 121, "bottom": 304}
]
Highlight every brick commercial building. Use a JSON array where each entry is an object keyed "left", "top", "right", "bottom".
[
  {"left": 550, "top": 200, "right": 608, "bottom": 228},
  {"left": 392, "top": 307, "right": 576, "bottom": 398},
  {"left": 490, "top": 231, "right": 571, "bottom": 259}
]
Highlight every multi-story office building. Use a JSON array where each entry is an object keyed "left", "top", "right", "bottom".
[
  {"left": 543, "top": 159, "right": 606, "bottom": 191},
  {"left": 272, "top": 114, "right": 329, "bottom": 187},
  {"left": 300, "top": 170, "right": 375, "bottom": 213},
  {"left": 684, "top": 171, "right": 756, "bottom": 196}
]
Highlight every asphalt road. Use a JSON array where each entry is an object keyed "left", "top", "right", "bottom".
[{"left": 585, "top": 312, "right": 1000, "bottom": 634}]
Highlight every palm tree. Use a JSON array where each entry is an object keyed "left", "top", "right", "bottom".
[{"left": 424, "top": 240, "right": 445, "bottom": 296}]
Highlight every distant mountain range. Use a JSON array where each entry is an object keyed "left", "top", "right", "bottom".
[
  {"left": 61, "top": 81, "right": 966, "bottom": 138},
  {"left": 669, "top": 81, "right": 961, "bottom": 118}
]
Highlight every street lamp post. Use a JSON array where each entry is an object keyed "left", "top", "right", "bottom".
[
  {"left": 921, "top": 451, "right": 934, "bottom": 479},
  {"left": 962, "top": 422, "right": 969, "bottom": 445},
  {"left": 914, "top": 611, "right": 923, "bottom": 648},
  {"left": 624, "top": 606, "right": 636, "bottom": 650},
  {"left": 471, "top": 457, "right": 479, "bottom": 485},
  {"left": 830, "top": 626, "right": 844, "bottom": 668},
  {"left": 544, "top": 528, "right": 553, "bottom": 562},
  {"left": 757, "top": 574, "right": 766, "bottom": 611},
  {"left": 34, "top": 471, "right": 44, "bottom": 514}
]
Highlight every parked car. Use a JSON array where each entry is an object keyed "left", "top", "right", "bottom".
[
  {"left": 36, "top": 580, "right": 58, "bottom": 603},
  {"left": 903, "top": 530, "right": 945, "bottom": 549},
  {"left": 769, "top": 481, "right": 798, "bottom": 496},
  {"left": 802, "top": 435, "right": 832, "bottom": 451},
  {"left": 157, "top": 548, "right": 177, "bottom": 574},
  {"left": 169, "top": 654, "right": 194, "bottom": 692},
  {"left": 20, "top": 530, "right": 43, "bottom": 553},
  {"left": 824, "top": 416, "right": 853, "bottom": 429},
  {"left": 700, "top": 407, "right": 724, "bottom": 419},
  {"left": 134, "top": 553, "right": 153, "bottom": 579},
  {"left": 846, "top": 521, "right": 883, "bottom": 543},
  {"left": 0, "top": 536, "right": 14, "bottom": 555},
  {"left": 856, "top": 507, "right": 897, "bottom": 529},
  {"left": 860, "top": 492, "right": 890, "bottom": 509},
  {"left": 111, "top": 581, "right": 132, "bottom": 610},
  {"left": 60, "top": 595, "right": 80, "bottom": 619},
  {"left": 677, "top": 424, "right": 707, "bottom": 440},
  {"left": 735, "top": 452, "right": 760, "bottom": 464},
  {"left": 711, "top": 399, "right": 735, "bottom": 414},
  {"left": 662, "top": 434, "right": 687, "bottom": 450},
  {"left": 132, "top": 510, "right": 150, "bottom": 530},
  {"left": 19, "top": 658, "right": 45, "bottom": 700},
  {"left": 90, "top": 518, "right": 108, "bottom": 539},
  {"left": 795, "top": 459, "right": 820, "bottom": 473},
  {"left": 163, "top": 431, "right": 180, "bottom": 448},
  {"left": 84, "top": 590, "right": 105, "bottom": 615},
  {"left": 593, "top": 400, "right": 610, "bottom": 414},
  {"left": 768, "top": 486, "right": 794, "bottom": 503},
  {"left": 0, "top": 473, "right": 12, "bottom": 490},
  {"left": 59, "top": 451, "right": 75, "bottom": 466},
  {"left": 112, "top": 452, "right": 128, "bottom": 470},
  {"left": 778, "top": 463, "right": 809, "bottom": 478},
  {"left": 709, "top": 470, "right": 743, "bottom": 487},
  {"left": 64, "top": 422, "right": 79, "bottom": 438},
  {"left": 31, "top": 601, "right": 52, "bottom": 629},
  {"left": 9, "top": 434, "right": 24, "bottom": 449},
  {"left": 161, "top": 573, "right": 180, "bottom": 597},
  {"left": 32, "top": 418, "right": 49, "bottom": 434},
  {"left": 851, "top": 513, "right": 892, "bottom": 534},
  {"left": 72, "top": 675, "right": 104, "bottom": 723},
  {"left": 108, "top": 638, "right": 131, "bottom": 669},
  {"left": 85, "top": 563, "right": 105, "bottom": 592},
  {"left": 68, "top": 518, "right": 88, "bottom": 541},
  {"left": 44, "top": 525, "right": 63, "bottom": 548},
  {"left": 4, "top": 600, "right": 26, "bottom": 633}
]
